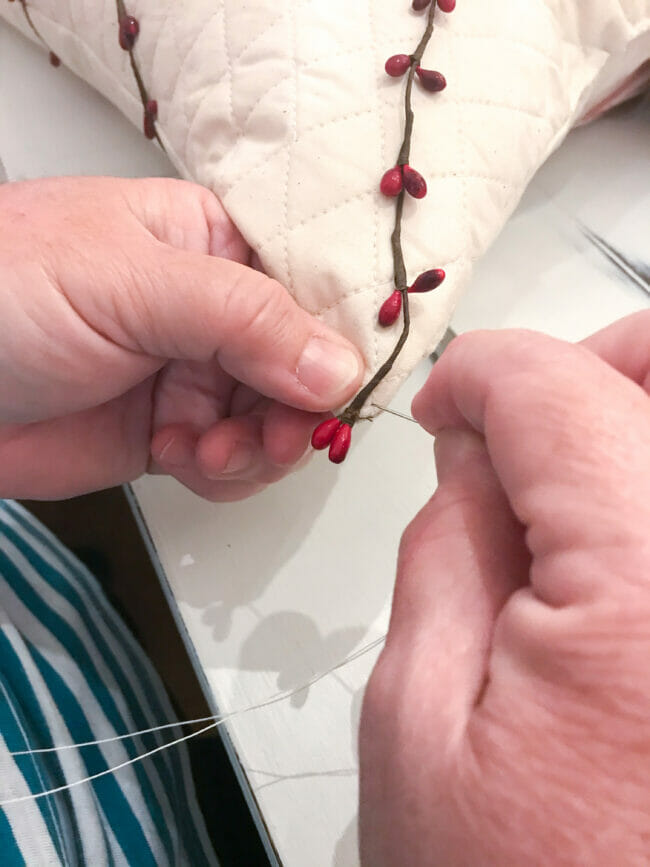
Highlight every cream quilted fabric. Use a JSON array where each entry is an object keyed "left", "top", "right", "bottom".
[{"left": 3, "top": 0, "right": 649, "bottom": 411}]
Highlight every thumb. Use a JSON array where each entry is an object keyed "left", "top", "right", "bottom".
[
  {"left": 125, "top": 245, "right": 365, "bottom": 412},
  {"left": 385, "top": 429, "right": 528, "bottom": 743}
]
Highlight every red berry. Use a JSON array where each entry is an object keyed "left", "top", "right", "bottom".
[
  {"left": 378, "top": 291, "right": 403, "bottom": 327},
  {"left": 143, "top": 99, "right": 158, "bottom": 139},
  {"left": 438, "top": 0, "right": 456, "bottom": 11},
  {"left": 311, "top": 418, "right": 342, "bottom": 451},
  {"left": 385, "top": 54, "right": 411, "bottom": 78},
  {"left": 119, "top": 15, "right": 139, "bottom": 51},
  {"left": 409, "top": 268, "right": 446, "bottom": 293},
  {"left": 416, "top": 67, "right": 447, "bottom": 92},
  {"left": 403, "top": 165, "right": 427, "bottom": 199},
  {"left": 380, "top": 167, "right": 403, "bottom": 197},
  {"left": 49, "top": 52, "right": 61, "bottom": 68},
  {"left": 412, "top": 0, "right": 431, "bottom": 9},
  {"left": 329, "top": 423, "right": 352, "bottom": 464}
]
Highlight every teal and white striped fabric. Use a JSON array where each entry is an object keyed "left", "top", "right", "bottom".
[{"left": 0, "top": 500, "right": 218, "bottom": 866}]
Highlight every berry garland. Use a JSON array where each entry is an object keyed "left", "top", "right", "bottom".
[
  {"left": 10, "top": 0, "right": 451, "bottom": 467},
  {"left": 8, "top": 0, "right": 160, "bottom": 144},
  {"left": 312, "top": 0, "right": 454, "bottom": 464},
  {"left": 9, "top": 0, "right": 60, "bottom": 65},
  {"left": 115, "top": 2, "right": 163, "bottom": 146}
]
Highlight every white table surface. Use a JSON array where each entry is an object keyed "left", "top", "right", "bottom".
[{"left": 1, "top": 20, "right": 648, "bottom": 866}]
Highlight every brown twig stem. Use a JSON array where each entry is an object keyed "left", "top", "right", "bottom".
[
  {"left": 339, "top": 0, "right": 438, "bottom": 425},
  {"left": 115, "top": 0, "right": 166, "bottom": 152},
  {"left": 18, "top": 1, "right": 47, "bottom": 48}
]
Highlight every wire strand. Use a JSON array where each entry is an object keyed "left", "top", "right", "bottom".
[{"left": 6, "top": 634, "right": 386, "bottom": 778}]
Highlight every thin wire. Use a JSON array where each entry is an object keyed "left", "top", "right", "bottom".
[
  {"left": 370, "top": 326, "right": 458, "bottom": 424},
  {"left": 8, "top": 635, "right": 387, "bottom": 759},
  {"left": 1, "top": 634, "right": 385, "bottom": 806},
  {"left": 372, "top": 404, "right": 418, "bottom": 424},
  {"left": 2, "top": 720, "right": 220, "bottom": 807}
]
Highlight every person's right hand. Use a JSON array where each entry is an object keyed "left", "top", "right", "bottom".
[
  {"left": 360, "top": 311, "right": 650, "bottom": 866},
  {"left": 0, "top": 177, "right": 364, "bottom": 500}
]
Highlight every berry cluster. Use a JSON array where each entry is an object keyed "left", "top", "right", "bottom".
[
  {"left": 311, "top": 419, "right": 353, "bottom": 464},
  {"left": 312, "top": 0, "right": 454, "bottom": 464},
  {"left": 379, "top": 268, "right": 446, "bottom": 327}
]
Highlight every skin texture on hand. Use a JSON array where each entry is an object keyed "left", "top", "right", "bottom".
[
  {"left": 359, "top": 312, "right": 650, "bottom": 866},
  {"left": 0, "top": 177, "right": 364, "bottom": 500}
]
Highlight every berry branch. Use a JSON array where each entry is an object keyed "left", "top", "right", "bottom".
[
  {"left": 115, "top": 0, "right": 164, "bottom": 149},
  {"left": 14, "top": 0, "right": 44, "bottom": 46},
  {"left": 312, "top": 0, "right": 454, "bottom": 463},
  {"left": 11, "top": 0, "right": 60, "bottom": 66}
]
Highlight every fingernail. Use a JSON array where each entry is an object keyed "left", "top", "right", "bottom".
[
  {"left": 434, "top": 429, "right": 484, "bottom": 483},
  {"left": 224, "top": 443, "right": 254, "bottom": 475},
  {"left": 205, "top": 442, "right": 255, "bottom": 479},
  {"left": 297, "top": 337, "right": 361, "bottom": 399},
  {"left": 157, "top": 436, "right": 190, "bottom": 468}
]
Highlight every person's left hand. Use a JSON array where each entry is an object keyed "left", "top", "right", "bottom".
[{"left": 0, "top": 177, "right": 364, "bottom": 500}]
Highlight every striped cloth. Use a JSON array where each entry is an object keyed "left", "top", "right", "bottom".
[{"left": 0, "top": 500, "right": 218, "bottom": 866}]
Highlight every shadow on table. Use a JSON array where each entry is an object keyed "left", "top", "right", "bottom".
[
  {"left": 239, "top": 611, "right": 367, "bottom": 707},
  {"left": 171, "top": 448, "right": 340, "bottom": 627},
  {"left": 169, "top": 422, "right": 386, "bottom": 654}
]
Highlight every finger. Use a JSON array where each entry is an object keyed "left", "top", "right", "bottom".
[
  {"left": 195, "top": 407, "right": 315, "bottom": 482},
  {"left": 151, "top": 422, "right": 201, "bottom": 473},
  {"left": 262, "top": 402, "right": 320, "bottom": 467},
  {"left": 0, "top": 383, "right": 152, "bottom": 499},
  {"left": 153, "top": 416, "right": 293, "bottom": 497},
  {"left": 412, "top": 329, "right": 650, "bottom": 608},
  {"left": 194, "top": 416, "right": 266, "bottom": 479},
  {"left": 122, "top": 243, "right": 364, "bottom": 413},
  {"left": 581, "top": 310, "right": 650, "bottom": 391},
  {"left": 151, "top": 424, "right": 268, "bottom": 501},
  {"left": 383, "top": 429, "right": 528, "bottom": 740},
  {"left": 128, "top": 178, "right": 251, "bottom": 263},
  {"left": 165, "top": 473, "right": 266, "bottom": 503}
]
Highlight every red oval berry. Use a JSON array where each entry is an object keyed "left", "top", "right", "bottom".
[
  {"left": 438, "top": 0, "right": 456, "bottom": 11},
  {"left": 329, "top": 423, "right": 352, "bottom": 465},
  {"left": 385, "top": 54, "right": 411, "bottom": 78},
  {"left": 412, "top": 0, "right": 431, "bottom": 9},
  {"left": 380, "top": 167, "right": 403, "bottom": 197},
  {"left": 119, "top": 15, "right": 139, "bottom": 51},
  {"left": 409, "top": 268, "right": 446, "bottom": 293},
  {"left": 143, "top": 99, "right": 158, "bottom": 139},
  {"left": 311, "top": 418, "right": 342, "bottom": 451},
  {"left": 416, "top": 67, "right": 447, "bottom": 93},
  {"left": 378, "top": 291, "right": 403, "bottom": 327},
  {"left": 403, "top": 165, "right": 427, "bottom": 199},
  {"left": 143, "top": 113, "right": 156, "bottom": 140},
  {"left": 49, "top": 52, "right": 61, "bottom": 68}
]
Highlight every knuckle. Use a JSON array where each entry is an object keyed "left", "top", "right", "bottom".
[
  {"left": 360, "top": 649, "right": 395, "bottom": 728},
  {"left": 228, "top": 274, "right": 294, "bottom": 341},
  {"left": 398, "top": 505, "right": 431, "bottom": 564}
]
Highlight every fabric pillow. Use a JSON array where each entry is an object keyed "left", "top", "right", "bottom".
[{"left": 3, "top": 0, "right": 649, "bottom": 410}]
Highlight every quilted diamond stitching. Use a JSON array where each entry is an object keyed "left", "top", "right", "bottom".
[
  {"left": 6, "top": 0, "right": 649, "bottom": 413},
  {"left": 284, "top": 9, "right": 297, "bottom": 292}
]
